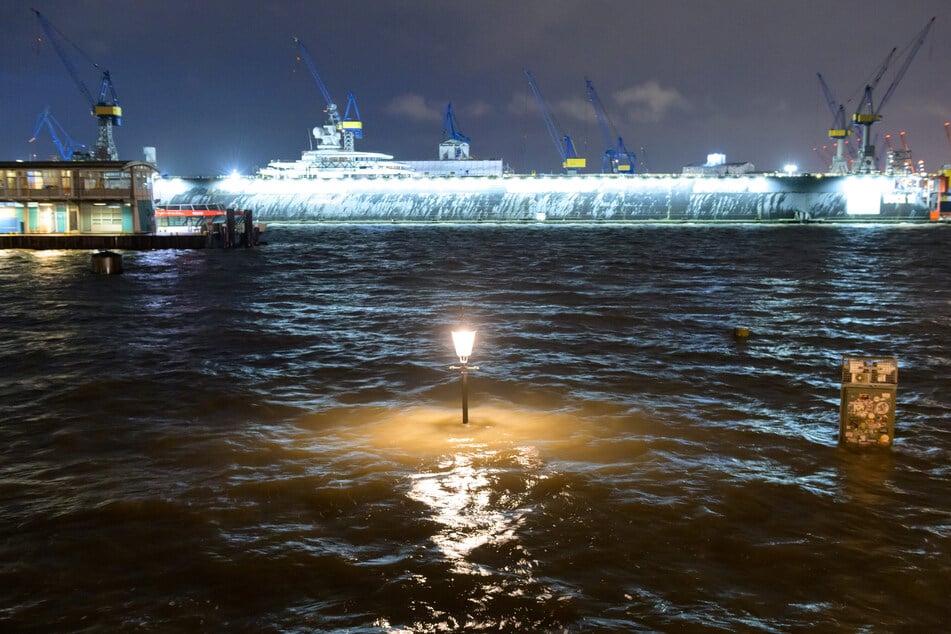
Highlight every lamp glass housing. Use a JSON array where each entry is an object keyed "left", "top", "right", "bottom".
[{"left": 452, "top": 329, "right": 476, "bottom": 364}]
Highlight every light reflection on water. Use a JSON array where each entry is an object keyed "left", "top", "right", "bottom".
[
  {"left": 1, "top": 224, "right": 950, "bottom": 631},
  {"left": 407, "top": 444, "right": 536, "bottom": 570}
]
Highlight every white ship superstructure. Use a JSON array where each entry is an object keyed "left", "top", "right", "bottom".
[
  {"left": 259, "top": 37, "right": 415, "bottom": 180},
  {"left": 259, "top": 147, "right": 414, "bottom": 179},
  {"left": 259, "top": 110, "right": 413, "bottom": 179}
]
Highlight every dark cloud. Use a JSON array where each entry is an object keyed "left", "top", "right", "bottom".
[
  {"left": 2, "top": 1, "right": 950, "bottom": 175},
  {"left": 384, "top": 94, "right": 442, "bottom": 123}
]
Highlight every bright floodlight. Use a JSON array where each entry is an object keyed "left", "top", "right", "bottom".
[
  {"left": 452, "top": 329, "right": 476, "bottom": 364},
  {"left": 783, "top": 163, "right": 798, "bottom": 175}
]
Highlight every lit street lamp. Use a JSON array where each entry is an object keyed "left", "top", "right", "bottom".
[{"left": 450, "top": 329, "right": 479, "bottom": 424}]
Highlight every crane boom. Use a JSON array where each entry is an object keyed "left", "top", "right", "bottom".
[
  {"left": 875, "top": 17, "right": 935, "bottom": 115},
  {"left": 524, "top": 70, "right": 563, "bottom": 160},
  {"left": 31, "top": 8, "right": 121, "bottom": 160},
  {"left": 29, "top": 106, "right": 90, "bottom": 161},
  {"left": 816, "top": 73, "right": 849, "bottom": 132},
  {"left": 294, "top": 37, "right": 338, "bottom": 123},
  {"left": 852, "top": 17, "right": 935, "bottom": 173},
  {"left": 31, "top": 10, "right": 97, "bottom": 109},
  {"left": 817, "top": 73, "right": 838, "bottom": 119},
  {"left": 293, "top": 37, "right": 361, "bottom": 152},
  {"left": 853, "top": 48, "right": 896, "bottom": 127},
  {"left": 524, "top": 69, "right": 585, "bottom": 172},
  {"left": 585, "top": 77, "right": 635, "bottom": 174},
  {"left": 442, "top": 102, "right": 470, "bottom": 144}
]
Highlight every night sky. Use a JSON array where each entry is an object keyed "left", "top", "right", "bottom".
[{"left": 2, "top": 1, "right": 950, "bottom": 176}]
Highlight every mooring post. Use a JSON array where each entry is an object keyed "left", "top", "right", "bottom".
[
  {"left": 243, "top": 209, "right": 253, "bottom": 247},
  {"left": 90, "top": 250, "right": 122, "bottom": 274},
  {"left": 225, "top": 209, "right": 236, "bottom": 249}
]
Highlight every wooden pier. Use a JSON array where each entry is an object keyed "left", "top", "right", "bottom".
[
  {"left": 0, "top": 234, "right": 208, "bottom": 250},
  {"left": 0, "top": 209, "right": 261, "bottom": 250}
]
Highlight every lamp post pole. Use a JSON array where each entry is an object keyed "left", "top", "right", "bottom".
[
  {"left": 451, "top": 329, "right": 478, "bottom": 425},
  {"left": 460, "top": 364, "right": 469, "bottom": 424}
]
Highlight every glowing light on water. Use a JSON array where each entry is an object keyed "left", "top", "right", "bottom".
[
  {"left": 30, "top": 249, "right": 70, "bottom": 260},
  {"left": 407, "top": 443, "right": 543, "bottom": 573}
]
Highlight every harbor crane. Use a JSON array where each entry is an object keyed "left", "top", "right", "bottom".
[
  {"left": 294, "top": 37, "right": 362, "bottom": 152},
  {"left": 31, "top": 9, "right": 122, "bottom": 160},
  {"left": 585, "top": 77, "right": 636, "bottom": 174},
  {"left": 343, "top": 92, "right": 362, "bottom": 139},
  {"left": 28, "top": 106, "right": 90, "bottom": 161},
  {"left": 440, "top": 102, "right": 471, "bottom": 160},
  {"left": 852, "top": 17, "right": 934, "bottom": 173},
  {"left": 442, "top": 102, "right": 470, "bottom": 145},
  {"left": 524, "top": 69, "right": 586, "bottom": 173},
  {"left": 816, "top": 73, "right": 855, "bottom": 174}
]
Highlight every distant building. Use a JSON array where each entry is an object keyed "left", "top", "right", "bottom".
[
  {"left": 401, "top": 113, "right": 505, "bottom": 176},
  {"left": 0, "top": 160, "right": 158, "bottom": 234},
  {"left": 439, "top": 138, "right": 470, "bottom": 161},
  {"left": 403, "top": 159, "right": 504, "bottom": 177},
  {"left": 682, "top": 153, "right": 755, "bottom": 176}
]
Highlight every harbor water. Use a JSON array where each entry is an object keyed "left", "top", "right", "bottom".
[{"left": 1, "top": 223, "right": 949, "bottom": 631}]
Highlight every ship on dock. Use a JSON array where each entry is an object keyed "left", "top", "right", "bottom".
[
  {"left": 257, "top": 116, "right": 414, "bottom": 180},
  {"left": 13, "top": 16, "right": 951, "bottom": 236},
  {"left": 153, "top": 26, "right": 950, "bottom": 225},
  {"left": 156, "top": 167, "right": 950, "bottom": 224}
]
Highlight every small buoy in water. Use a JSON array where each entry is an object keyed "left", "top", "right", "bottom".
[
  {"left": 91, "top": 251, "right": 122, "bottom": 275},
  {"left": 733, "top": 327, "right": 750, "bottom": 339}
]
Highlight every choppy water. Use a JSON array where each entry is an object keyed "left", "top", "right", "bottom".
[{"left": 1, "top": 224, "right": 949, "bottom": 632}]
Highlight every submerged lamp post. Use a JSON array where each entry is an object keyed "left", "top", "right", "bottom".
[{"left": 450, "top": 329, "right": 479, "bottom": 424}]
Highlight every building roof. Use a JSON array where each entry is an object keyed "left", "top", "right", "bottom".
[{"left": 0, "top": 160, "right": 158, "bottom": 171}]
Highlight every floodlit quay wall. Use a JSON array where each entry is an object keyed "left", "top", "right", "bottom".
[{"left": 158, "top": 173, "right": 936, "bottom": 223}]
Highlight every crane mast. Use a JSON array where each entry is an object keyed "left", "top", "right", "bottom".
[
  {"left": 816, "top": 73, "right": 852, "bottom": 174},
  {"left": 31, "top": 9, "right": 121, "bottom": 160},
  {"left": 524, "top": 69, "right": 585, "bottom": 173}
]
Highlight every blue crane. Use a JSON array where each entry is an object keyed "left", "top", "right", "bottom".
[
  {"left": 442, "top": 102, "right": 470, "bottom": 144},
  {"left": 524, "top": 69, "right": 586, "bottom": 173},
  {"left": 28, "top": 107, "right": 90, "bottom": 161},
  {"left": 294, "top": 37, "right": 362, "bottom": 151},
  {"left": 343, "top": 92, "right": 363, "bottom": 139},
  {"left": 440, "top": 102, "right": 471, "bottom": 160},
  {"left": 32, "top": 9, "right": 121, "bottom": 160},
  {"left": 852, "top": 17, "right": 934, "bottom": 173},
  {"left": 585, "top": 77, "right": 635, "bottom": 174}
]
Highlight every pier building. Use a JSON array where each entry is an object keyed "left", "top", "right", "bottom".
[{"left": 0, "top": 160, "right": 157, "bottom": 235}]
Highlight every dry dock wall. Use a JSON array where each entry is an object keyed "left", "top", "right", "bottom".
[{"left": 161, "top": 174, "right": 932, "bottom": 222}]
